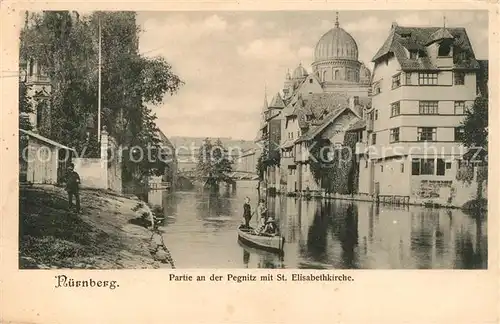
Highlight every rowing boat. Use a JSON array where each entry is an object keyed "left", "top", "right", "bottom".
[{"left": 237, "top": 225, "right": 285, "bottom": 253}]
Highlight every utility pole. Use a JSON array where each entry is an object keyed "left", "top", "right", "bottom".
[{"left": 97, "top": 14, "right": 102, "bottom": 143}]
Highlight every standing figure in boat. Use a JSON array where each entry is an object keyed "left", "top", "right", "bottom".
[
  {"left": 242, "top": 197, "right": 253, "bottom": 228},
  {"left": 256, "top": 199, "right": 268, "bottom": 231}
]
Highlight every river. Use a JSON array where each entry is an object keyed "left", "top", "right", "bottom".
[{"left": 146, "top": 181, "right": 487, "bottom": 269}]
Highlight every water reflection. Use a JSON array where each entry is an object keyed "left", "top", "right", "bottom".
[{"left": 148, "top": 184, "right": 487, "bottom": 269}]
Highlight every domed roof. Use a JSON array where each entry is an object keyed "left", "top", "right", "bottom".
[
  {"left": 292, "top": 63, "right": 308, "bottom": 79},
  {"left": 314, "top": 15, "right": 359, "bottom": 62}
]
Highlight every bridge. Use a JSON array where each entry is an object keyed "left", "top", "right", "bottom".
[{"left": 177, "top": 170, "right": 258, "bottom": 181}]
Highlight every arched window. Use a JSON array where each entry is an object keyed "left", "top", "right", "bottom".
[
  {"left": 322, "top": 70, "right": 327, "bottom": 82},
  {"left": 334, "top": 70, "right": 339, "bottom": 80}
]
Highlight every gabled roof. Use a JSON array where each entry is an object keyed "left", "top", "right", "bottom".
[
  {"left": 429, "top": 27, "right": 454, "bottom": 44},
  {"left": 346, "top": 119, "right": 366, "bottom": 131},
  {"left": 268, "top": 92, "right": 285, "bottom": 109},
  {"left": 372, "top": 25, "right": 479, "bottom": 70},
  {"left": 296, "top": 106, "right": 358, "bottom": 142}
]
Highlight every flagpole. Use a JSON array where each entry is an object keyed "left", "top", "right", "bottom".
[{"left": 97, "top": 15, "right": 102, "bottom": 143}]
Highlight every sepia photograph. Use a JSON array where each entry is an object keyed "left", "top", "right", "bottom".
[{"left": 17, "top": 9, "right": 488, "bottom": 270}]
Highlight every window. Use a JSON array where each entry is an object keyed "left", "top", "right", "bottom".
[
  {"left": 445, "top": 162, "right": 452, "bottom": 169},
  {"left": 454, "top": 127, "right": 465, "bottom": 141},
  {"left": 400, "top": 163, "right": 405, "bottom": 173},
  {"left": 373, "top": 81, "right": 381, "bottom": 95},
  {"left": 375, "top": 110, "right": 378, "bottom": 120},
  {"left": 419, "top": 101, "right": 439, "bottom": 115},
  {"left": 380, "top": 165, "right": 384, "bottom": 172},
  {"left": 421, "top": 159, "right": 435, "bottom": 175},
  {"left": 454, "top": 72, "right": 465, "bottom": 85},
  {"left": 353, "top": 96, "right": 359, "bottom": 105},
  {"left": 412, "top": 159, "right": 437, "bottom": 175},
  {"left": 391, "top": 102, "right": 400, "bottom": 117},
  {"left": 372, "top": 133, "right": 377, "bottom": 145},
  {"left": 36, "top": 102, "right": 43, "bottom": 128},
  {"left": 454, "top": 101, "right": 465, "bottom": 115},
  {"left": 309, "top": 79, "right": 313, "bottom": 84},
  {"left": 392, "top": 73, "right": 401, "bottom": 89},
  {"left": 406, "top": 72, "right": 412, "bottom": 85},
  {"left": 409, "top": 51, "right": 418, "bottom": 59},
  {"left": 436, "top": 159, "right": 445, "bottom": 176},
  {"left": 438, "top": 43, "right": 452, "bottom": 57},
  {"left": 418, "top": 72, "right": 438, "bottom": 85},
  {"left": 390, "top": 128, "right": 400, "bottom": 143},
  {"left": 417, "top": 127, "right": 437, "bottom": 141},
  {"left": 334, "top": 70, "right": 339, "bottom": 80},
  {"left": 412, "top": 159, "right": 420, "bottom": 175}
]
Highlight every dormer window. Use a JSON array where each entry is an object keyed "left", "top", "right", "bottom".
[
  {"left": 409, "top": 51, "right": 418, "bottom": 60},
  {"left": 438, "top": 41, "right": 452, "bottom": 57},
  {"left": 401, "top": 32, "right": 411, "bottom": 38}
]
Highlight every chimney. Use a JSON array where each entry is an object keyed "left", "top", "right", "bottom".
[{"left": 391, "top": 22, "right": 398, "bottom": 29}]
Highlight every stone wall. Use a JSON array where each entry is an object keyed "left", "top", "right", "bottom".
[{"left": 75, "top": 130, "right": 122, "bottom": 192}]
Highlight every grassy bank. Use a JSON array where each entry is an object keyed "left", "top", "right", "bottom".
[{"left": 19, "top": 185, "right": 169, "bottom": 269}]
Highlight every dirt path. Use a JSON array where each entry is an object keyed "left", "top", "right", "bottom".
[{"left": 19, "top": 185, "right": 173, "bottom": 269}]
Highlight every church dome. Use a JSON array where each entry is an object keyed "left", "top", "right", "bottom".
[
  {"left": 292, "top": 63, "right": 308, "bottom": 79},
  {"left": 314, "top": 18, "right": 358, "bottom": 62}
]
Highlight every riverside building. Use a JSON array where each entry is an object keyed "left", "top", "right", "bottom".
[
  {"left": 267, "top": 13, "right": 372, "bottom": 194},
  {"left": 357, "top": 22, "right": 488, "bottom": 204}
]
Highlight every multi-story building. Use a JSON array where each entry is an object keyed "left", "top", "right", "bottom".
[
  {"left": 358, "top": 22, "right": 487, "bottom": 202},
  {"left": 274, "top": 14, "right": 372, "bottom": 194}
]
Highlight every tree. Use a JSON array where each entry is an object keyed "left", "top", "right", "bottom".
[
  {"left": 460, "top": 95, "right": 488, "bottom": 203},
  {"left": 461, "top": 95, "right": 488, "bottom": 161},
  {"left": 19, "top": 82, "right": 33, "bottom": 131},
  {"left": 309, "top": 132, "right": 359, "bottom": 195},
  {"left": 196, "top": 138, "right": 234, "bottom": 191},
  {"left": 20, "top": 11, "right": 184, "bottom": 178}
]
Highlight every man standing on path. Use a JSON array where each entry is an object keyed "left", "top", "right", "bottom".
[{"left": 66, "top": 163, "right": 81, "bottom": 213}]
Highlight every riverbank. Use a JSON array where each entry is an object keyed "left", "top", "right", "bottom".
[
  {"left": 19, "top": 185, "right": 174, "bottom": 269},
  {"left": 273, "top": 189, "right": 487, "bottom": 212}
]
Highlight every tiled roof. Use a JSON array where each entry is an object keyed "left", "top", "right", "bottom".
[
  {"left": 429, "top": 27, "right": 454, "bottom": 43},
  {"left": 303, "top": 93, "right": 350, "bottom": 119},
  {"left": 269, "top": 92, "right": 285, "bottom": 109},
  {"left": 280, "top": 139, "right": 295, "bottom": 149},
  {"left": 297, "top": 106, "right": 351, "bottom": 142},
  {"left": 372, "top": 25, "right": 479, "bottom": 70},
  {"left": 346, "top": 119, "right": 366, "bottom": 131}
]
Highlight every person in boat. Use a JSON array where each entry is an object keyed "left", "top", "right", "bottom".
[
  {"left": 263, "top": 216, "right": 279, "bottom": 235},
  {"left": 242, "top": 197, "right": 254, "bottom": 228},
  {"left": 256, "top": 199, "right": 268, "bottom": 233}
]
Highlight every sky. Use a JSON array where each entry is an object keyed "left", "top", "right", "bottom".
[{"left": 136, "top": 10, "right": 489, "bottom": 140}]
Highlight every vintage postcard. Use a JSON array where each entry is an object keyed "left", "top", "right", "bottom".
[{"left": 0, "top": 1, "right": 498, "bottom": 323}]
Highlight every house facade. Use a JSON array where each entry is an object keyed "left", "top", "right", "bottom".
[
  {"left": 357, "top": 22, "right": 487, "bottom": 203},
  {"left": 258, "top": 13, "right": 372, "bottom": 194}
]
